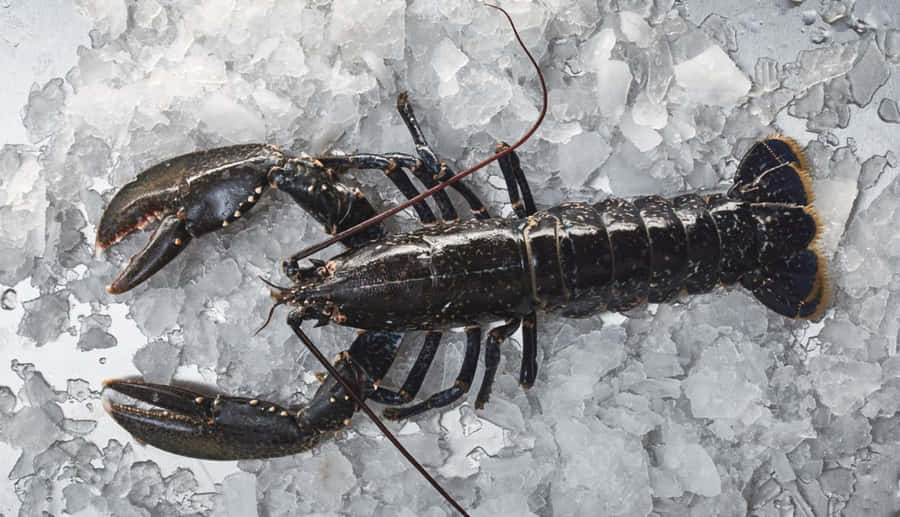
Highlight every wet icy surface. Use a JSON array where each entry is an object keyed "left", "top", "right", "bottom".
[{"left": 1, "top": 0, "right": 899, "bottom": 515}]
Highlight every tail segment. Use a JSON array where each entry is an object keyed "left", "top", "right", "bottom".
[{"left": 730, "top": 136, "right": 829, "bottom": 320}]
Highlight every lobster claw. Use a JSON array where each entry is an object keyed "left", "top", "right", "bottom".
[
  {"left": 103, "top": 379, "right": 337, "bottom": 460},
  {"left": 96, "top": 144, "right": 286, "bottom": 294},
  {"left": 103, "top": 331, "right": 401, "bottom": 460}
]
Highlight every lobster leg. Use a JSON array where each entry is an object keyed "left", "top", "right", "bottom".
[
  {"left": 383, "top": 327, "right": 482, "bottom": 421},
  {"left": 395, "top": 92, "right": 462, "bottom": 222},
  {"left": 475, "top": 319, "right": 521, "bottom": 409},
  {"left": 312, "top": 93, "right": 479, "bottom": 225},
  {"left": 396, "top": 92, "right": 492, "bottom": 220},
  {"left": 519, "top": 313, "right": 539, "bottom": 388},
  {"left": 386, "top": 153, "right": 492, "bottom": 220},
  {"left": 316, "top": 154, "right": 437, "bottom": 225},
  {"left": 495, "top": 145, "right": 541, "bottom": 389},
  {"left": 495, "top": 142, "right": 536, "bottom": 218},
  {"left": 368, "top": 330, "right": 443, "bottom": 406}
]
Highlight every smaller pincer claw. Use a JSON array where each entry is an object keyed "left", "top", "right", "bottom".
[
  {"left": 102, "top": 379, "right": 319, "bottom": 460},
  {"left": 96, "top": 144, "right": 284, "bottom": 294}
]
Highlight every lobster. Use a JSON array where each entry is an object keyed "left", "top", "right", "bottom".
[
  {"left": 94, "top": 16, "right": 830, "bottom": 517},
  {"left": 98, "top": 95, "right": 828, "bottom": 455}
]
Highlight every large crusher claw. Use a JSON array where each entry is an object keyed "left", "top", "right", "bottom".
[
  {"left": 95, "top": 144, "right": 286, "bottom": 294},
  {"left": 102, "top": 378, "right": 332, "bottom": 460},
  {"left": 102, "top": 331, "right": 401, "bottom": 460}
]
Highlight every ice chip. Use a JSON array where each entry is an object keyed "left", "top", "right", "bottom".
[
  {"left": 22, "top": 79, "right": 67, "bottom": 143},
  {"left": 620, "top": 109, "right": 662, "bottom": 151},
  {"left": 584, "top": 31, "right": 633, "bottom": 122},
  {"left": 847, "top": 38, "right": 890, "bottom": 107},
  {"left": 556, "top": 131, "right": 612, "bottom": 187},
  {"left": 782, "top": 39, "right": 860, "bottom": 91},
  {"left": 811, "top": 177, "right": 858, "bottom": 256},
  {"left": 2, "top": 288, "right": 16, "bottom": 310},
  {"left": 443, "top": 68, "right": 512, "bottom": 129},
  {"left": 133, "top": 339, "right": 180, "bottom": 383},
  {"left": 752, "top": 57, "right": 780, "bottom": 95},
  {"left": 221, "top": 471, "right": 258, "bottom": 517},
  {"left": 130, "top": 288, "right": 184, "bottom": 338},
  {"left": 885, "top": 29, "right": 900, "bottom": 64},
  {"left": 658, "top": 443, "right": 722, "bottom": 497},
  {"left": 618, "top": 11, "right": 653, "bottom": 47},
  {"left": 551, "top": 419, "right": 651, "bottom": 516},
  {"left": 265, "top": 38, "right": 309, "bottom": 79},
  {"left": 877, "top": 98, "right": 900, "bottom": 124},
  {"left": 683, "top": 337, "right": 765, "bottom": 420},
  {"left": 432, "top": 37, "right": 469, "bottom": 98},
  {"left": 673, "top": 46, "right": 751, "bottom": 106},
  {"left": 809, "top": 356, "right": 881, "bottom": 415},
  {"left": 631, "top": 90, "right": 668, "bottom": 129},
  {"left": 0, "top": 386, "right": 16, "bottom": 414},
  {"left": 63, "top": 483, "right": 94, "bottom": 514},
  {"left": 18, "top": 291, "right": 71, "bottom": 347},
  {"left": 329, "top": 0, "right": 406, "bottom": 61},
  {"left": 197, "top": 92, "right": 267, "bottom": 143}
]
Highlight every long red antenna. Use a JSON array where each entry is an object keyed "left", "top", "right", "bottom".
[{"left": 289, "top": 2, "right": 547, "bottom": 263}]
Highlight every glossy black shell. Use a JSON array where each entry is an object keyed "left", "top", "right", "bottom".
[{"left": 293, "top": 190, "right": 815, "bottom": 330}]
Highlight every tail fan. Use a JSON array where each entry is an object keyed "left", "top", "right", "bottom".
[
  {"left": 731, "top": 136, "right": 829, "bottom": 320},
  {"left": 740, "top": 249, "right": 828, "bottom": 319},
  {"left": 729, "top": 135, "right": 814, "bottom": 206}
]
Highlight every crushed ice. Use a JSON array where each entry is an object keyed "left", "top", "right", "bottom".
[{"left": 1, "top": 0, "right": 899, "bottom": 515}]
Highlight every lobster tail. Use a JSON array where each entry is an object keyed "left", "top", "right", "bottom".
[{"left": 730, "top": 136, "right": 829, "bottom": 319}]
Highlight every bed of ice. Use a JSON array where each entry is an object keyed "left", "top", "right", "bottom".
[{"left": 1, "top": 0, "right": 899, "bottom": 515}]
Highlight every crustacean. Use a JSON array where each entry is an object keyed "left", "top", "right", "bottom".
[{"left": 94, "top": 10, "right": 830, "bottom": 515}]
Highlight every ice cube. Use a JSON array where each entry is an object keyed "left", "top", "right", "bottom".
[
  {"left": 846, "top": 38, "right": 890, "bottom": 107},
  {"left": 673, "top": 46, "right": 751, "bottom": 106}
]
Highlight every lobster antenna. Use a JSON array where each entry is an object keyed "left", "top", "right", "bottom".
[
  {"left": 290, "top": 324, "right": 471, "bottom": 517},
  {"left": 255, "top": 300, "right": 283, "bottom": 335},
  {"left": 258, "top": 275, "right": 292, "bottom": 291},
  {"left": 256, "top": 275, "right": 292, "bottom": 334},
  {"left": 288, "top": 2, "right": 548, "bottom": 264}
]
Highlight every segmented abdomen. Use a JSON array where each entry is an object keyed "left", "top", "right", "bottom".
[{"left": 528, "top": 194, "right": 760, "bottom": 316}]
